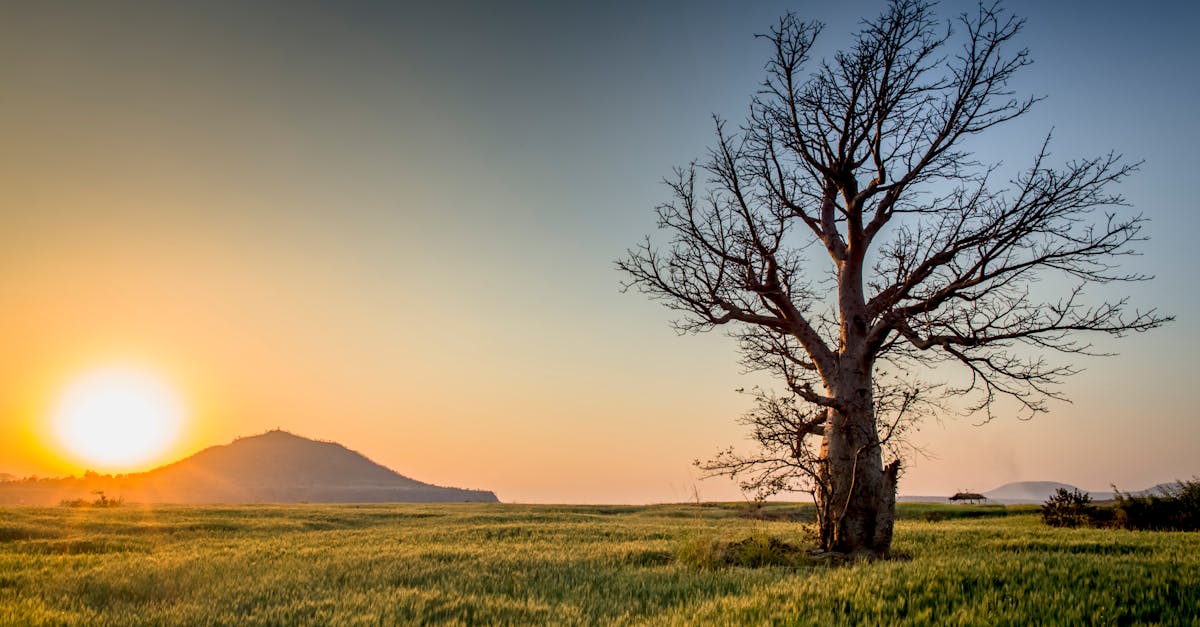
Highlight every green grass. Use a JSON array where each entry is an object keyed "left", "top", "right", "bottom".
[{"left": 0, "top": 502, "right": 1196, "bottom": 624}]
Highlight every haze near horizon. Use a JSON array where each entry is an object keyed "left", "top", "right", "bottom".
[{"left": 1, "top": 0, "right": 1196, "bottom": 503}]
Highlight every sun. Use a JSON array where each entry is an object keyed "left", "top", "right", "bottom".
[{"left": 52, "top": 366, "right": 186, "bottom": 470}]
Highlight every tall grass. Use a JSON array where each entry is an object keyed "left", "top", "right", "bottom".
[{"left": 0, "top": 502, "right": 1195, "bottom": 624}]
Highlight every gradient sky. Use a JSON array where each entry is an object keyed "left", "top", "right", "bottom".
[{"left": 1, "top": 1, "right": 1196, "bottom": 502}]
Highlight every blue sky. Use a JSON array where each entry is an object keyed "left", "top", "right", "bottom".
[{"left": 0, "top": 1, "right": 1195, "bottom": 501}]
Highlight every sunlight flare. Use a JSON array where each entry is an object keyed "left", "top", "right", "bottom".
[{"left": 51, "top": 366, "right": 185, "bottom": 470}]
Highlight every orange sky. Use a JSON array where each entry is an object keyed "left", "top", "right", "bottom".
[{"left": 1, "top": 1, "right": 1196, "bottom": 502}]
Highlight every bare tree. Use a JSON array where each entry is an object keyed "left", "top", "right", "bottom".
[{"left": 619, "top": 0, "right": 1170, "bottom": 557}]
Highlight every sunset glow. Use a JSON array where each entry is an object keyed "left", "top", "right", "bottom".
[
  {"left": 0, "top": 1, "right": 1194, "bottom": 503},
  {"left": 51, "top": 367, "right": 185, "bottom": 470}
]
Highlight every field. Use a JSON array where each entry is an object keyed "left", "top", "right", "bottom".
[{"left": 1, "top": 502, "right": 1197, "bottom": 625}]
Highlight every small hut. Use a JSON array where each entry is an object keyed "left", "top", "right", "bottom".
[{"left": 949, "top": 491, "right": 988, "bottom": 504}]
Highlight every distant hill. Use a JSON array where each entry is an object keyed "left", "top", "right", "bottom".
[
  {"left": 0, "top": 430, "right": 498, "bottom": 505},
  {"left": 901, "top": 481, "right": 1133, "bottom": 504},
  {"left": 982, "top": 481, "right": 1106, "bottom": 503},
  {"left": 899, "top": 481, "right": 1124, "bottom": 504},
  {"left": 984, "top": 480, "right": 1074, "bottom": 500},
  {"left": 0, "top": 473, "right": 16, "bottom": 482},
  {"left": 1135, "top": 482, "right": 1184, "bottom": 497}
]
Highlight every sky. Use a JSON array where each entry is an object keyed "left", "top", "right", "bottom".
[{"left": 0, "top": 0, "right": 1196, "bottom": 503}]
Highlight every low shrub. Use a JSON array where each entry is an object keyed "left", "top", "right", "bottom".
[
  {"left": 1042, "top": 478, "right": 1200, "bottom": 531},
  {"left": 60, "top": 491, "right": 123, "bottom": 509},
  {"left": 675, "top": 534, "right": 725, "bottom": 570},
  {"left": 1041, "top": 488, "right": 1095, "bottom": 528},
  {"left": 722, "top": 533, "right": 803, "bottom": 568},
  {"left": 1112, "top": 478, "right": 1200, "bottom": 531},
  {"left": 675, "top": 532, "right": 804, "bottom": 569}
]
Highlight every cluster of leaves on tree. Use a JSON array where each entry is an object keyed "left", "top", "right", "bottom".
[{"left": 620, "top": 0, "right": 1169, "bottom": 557}]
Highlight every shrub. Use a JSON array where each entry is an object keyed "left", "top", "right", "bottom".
[
  {"left": 1041, "top": 488, "right": 1095, "bottom": 528},
  {"left": 1112, "top": 478, "right": 1200, "bottom": 531},
  {"left": 60, "top": 491, "right": 123, "bottom": 509},
  {"left": 722, "top": 533, "right": 802, "bottom": 568},
  {"left": 674, "top": 534, "right": 725, "bottom": 570},
  {"left": 674, "top": 532, "right": 804, "bottom": 569}
]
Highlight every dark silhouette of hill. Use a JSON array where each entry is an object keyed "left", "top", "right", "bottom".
[
  {"left": 0, "top": 430, "right": 498, "bottom": 505},
  {"left": 151, "top": 430, "right": 428, "bottom": 489}
]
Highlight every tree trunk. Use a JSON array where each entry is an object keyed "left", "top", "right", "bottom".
[
  {"left": 816, "top": 367, "right": 898, "bottom": 558},
  {"left": 813, "top": 245, "right": 900, "bottom": 558}
]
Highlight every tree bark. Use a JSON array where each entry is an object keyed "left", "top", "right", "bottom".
[
  {"left": 817, "top": 366, "right": 895, "bottom": 557},
  {"left": 813, "top": 229, "right": 898, "bottom": 557},
  {"left": 814, "top": 278, "right": 899, "bottom": 560}
]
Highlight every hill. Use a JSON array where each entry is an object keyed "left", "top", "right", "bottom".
[
  {"left": 0, "top": 473, "right": 16, "bottom": 482},
  {"left": 900, "top": 481, "right": 1128, "bottom": 504},
  {"left": 0, "top": 430, "right": 497, "bottom": 505},
  {"left": 982, "top": 481, "right": 1115, "bottom": 504},
  {"left": 985, "top": 481, "right": 1085, "bottom": 503}
]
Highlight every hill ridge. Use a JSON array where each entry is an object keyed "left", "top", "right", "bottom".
[
  {"left": 0, "top": 430, "right": 498, "bottom": 505},
  {"left": 899, "top": 479, "right": 1190, "bottom": 504}
]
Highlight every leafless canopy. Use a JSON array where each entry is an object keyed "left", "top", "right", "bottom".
[
  {"left": 620, "top": 0, "right": 1170, "bottom": 500},
  {"left": 704, "top": 380, "right": 934, "bottom": 500}
]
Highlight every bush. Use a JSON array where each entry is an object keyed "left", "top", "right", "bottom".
[
  {"left": 722, "top": 533, "right": 802, "bottom": 567},
  {"left": 1041, "top": 488, "right": 1095, "bottom": 528},
  {"left": 674, "top": 534, "right": 725, "bottom": 570},
  {"left": 60, "top": 491, "right": 123, "bottom": 509},
  {"left": 1112, "top": 478, "right": 1200, "bottom": 531},
  {"left": 674, "top": 532, "right": 804, "bottom": 569},
  {"left": 1042, "top": 478, "right": 1200, "bottom": 531}
]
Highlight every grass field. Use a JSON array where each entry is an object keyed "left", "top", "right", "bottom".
[{"left": 1, "top": 502, "right": 1197, "bottom": 625}]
